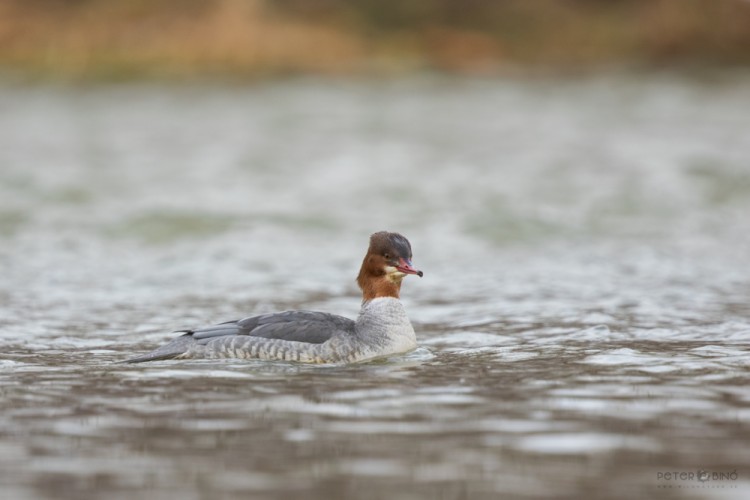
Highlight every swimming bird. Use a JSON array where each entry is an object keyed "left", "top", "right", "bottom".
[{"left": 125, "top": 231, "right": 423, "bottom": 364}]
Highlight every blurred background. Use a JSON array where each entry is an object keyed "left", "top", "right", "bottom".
[
  {"left": 2, "top": 0, "right": 750, "bottom": 78},
  {"left": 2, "top": 1, "right": 750, "bottom": 499}
]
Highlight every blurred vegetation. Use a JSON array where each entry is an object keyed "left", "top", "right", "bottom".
[{"left": 1, "top": 0, "right": 749, "bottom": 79}]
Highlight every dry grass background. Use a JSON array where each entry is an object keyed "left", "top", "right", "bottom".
[{"left": 1, "top": 0, "right": 749, "bottom": 79}]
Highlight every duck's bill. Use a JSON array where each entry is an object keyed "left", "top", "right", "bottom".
[{"left": 397, "top": 258, "right": 424, "bottom": 277}]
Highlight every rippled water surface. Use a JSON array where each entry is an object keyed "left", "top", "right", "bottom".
[{"left": 1, "top": 75, "right": 750, "bottom": 499}]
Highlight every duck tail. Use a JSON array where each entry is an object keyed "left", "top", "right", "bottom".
[{"left": 122, "top": 332, "right": 196, "bottom": 363}]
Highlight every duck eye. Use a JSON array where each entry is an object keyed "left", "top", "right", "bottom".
[{"left": 384, "top": 253, "right": 390, "bottom": 259}]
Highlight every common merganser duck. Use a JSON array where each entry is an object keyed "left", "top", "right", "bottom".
[{"left": 125, "top": 231, "right": 423, "bottom": 364}]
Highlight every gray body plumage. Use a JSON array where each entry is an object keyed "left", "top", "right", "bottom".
[{"left": 126, "top": 297, "right": 416, "bottom": 364}]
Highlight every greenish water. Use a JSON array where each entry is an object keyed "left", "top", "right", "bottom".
[{"left": 1, "top": 75, "right": 750, "bottom": 499}]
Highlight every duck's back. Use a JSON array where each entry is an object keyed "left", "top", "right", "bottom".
[{"left": 125, "top": 310, "right": 355, "bottom": 363}]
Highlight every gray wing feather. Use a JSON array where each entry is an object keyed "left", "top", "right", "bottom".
[
  {"left": 190, "top": 325, "right": 244, "bottom": 341},
  {"left": 246, "top": 321, "right": 334, "bottom": 344},
  {"left": 177, "top": 310, "right": 355, "bottom": 345}
]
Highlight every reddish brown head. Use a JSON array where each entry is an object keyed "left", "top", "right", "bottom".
[{"left": 356, "top": 231, "right": 423, "bottom": 301}]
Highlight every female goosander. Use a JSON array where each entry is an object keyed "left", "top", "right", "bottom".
[{"left": 126, "top": 231, "right": 423, "bottom": 364}]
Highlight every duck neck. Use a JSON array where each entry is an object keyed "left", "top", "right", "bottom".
[{"left": 357, "top": 273, "right": 403, "bottom": 302}]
